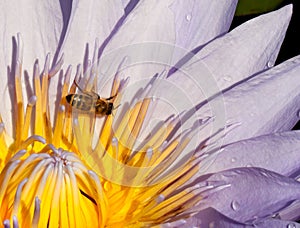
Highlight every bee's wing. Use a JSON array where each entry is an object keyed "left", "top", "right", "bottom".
[{"left": 71, "top": 91, "right": 97, "bottom": 137}]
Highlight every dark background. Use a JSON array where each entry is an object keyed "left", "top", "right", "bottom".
[{"left": 230, "top": 0, "right": 300, "bottom": 129}]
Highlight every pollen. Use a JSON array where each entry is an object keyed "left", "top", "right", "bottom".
[{"left": 0, "top": 34, "right": 204, "bottom": 227}]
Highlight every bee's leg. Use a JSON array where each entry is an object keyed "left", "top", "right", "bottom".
[
  {"left": 74, "top": 80, "right": 86, "bottom": 93},
  {"left": 105, "top": 94, "right": 117, "bottom": 101},
  {"left": 75, "top": 80, "right": 100, "bottom": 99},
  {"left": 113, "top": 104, "right": 121, "bottom": 110},
  {"left": 91, "top": 91, "right": 101, "bottom": 99}
]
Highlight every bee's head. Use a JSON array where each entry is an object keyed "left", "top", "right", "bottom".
[
  {"left": 65, "top": 94, "right": 73, "bottom": 104},
  {"left": 106, "top": 103, "right": 114, "bottom": 115}
]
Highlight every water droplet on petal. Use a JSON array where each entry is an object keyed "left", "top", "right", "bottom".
[
  {"left": 272, "top": 213, "right": 280, "bottom": 219},
  {"left": 205, "top": 181, "right": 214, "bottom": 187},
  {"left": 186, "top": 14, "right": 192, "bottom": 21},
  {"left": 231, "top": 157, "right": 237, "bottom": 163},
  {"left": 112, "top": 137, "right": 118, "bottom": 145},
  {"left": 267, "top": 61, "right": 273, "bottom": 68},
  {"left": 209, "top": 222, "right": 215, "bottom": 228},
  {"left": 287, "top": 223, "right": 296, "bottom": 228},
  {"left": 231, "top": 200, "right": 240, "bottom": 211},
  {"left": 297, "top": 110, "right": 300, "bottom": 118},
  {"left": 261, "top": 171, "right": 268, "bottom": 177},
  {"left": 223, "top": 75, "right": 232, "bottom": 82}
]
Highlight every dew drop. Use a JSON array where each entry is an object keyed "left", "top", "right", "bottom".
[
  {"left": 231, "top": 200, "right": 240, "bottom": 211},
  {"left": 231, "top": 157, "right": 237, "bottom": 163},
  {"left": 206, "top": 181, "right": 215, "bottom": 187},
  {"left": 156, "top": 194, "right": 165, "bottom": 203},
  {"left": 223, "top": 75, "right": 232, "bottom": 82},
  {"left": 267, "top": 61, "right": 273, "bottom": 68},
  {"left": 103, "top": 182, "right": 111, "bottom": 191},
  {"left": 0, "top": 123, "right": 5, "bottom": 134},
  {"left": 272, "top": 213, "right": 280, "bottom": 219},
  {"left": 186, "top": 14, "right": 192, "bottom": 21},
  {"left": 209, "top": 222, "right": 215, "bottom": 228},
  {"left": 287, "top": 223, "right": 296, "bottom": 228},
  {"left": 146, "top": 148, "right": 153, "bottom": 158},
  {"left": 261, "top": 171, "right": 268, "bottom": 177},
  {"left": 297, "top": 110, "right": 300, "bottom": 118},
  {"left": 112, "top": 137, "right": 118, "bottom": 145}
]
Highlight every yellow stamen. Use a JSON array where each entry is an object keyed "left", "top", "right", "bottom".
[
  {"left": 33, "top": 62, "right": 43, "bottom": 137},
  {"left": 15, "top": 61, "right": 24, "bottom": 145},
  {"left": 0, "top": 35, "right": 207, "bottom": 227}
]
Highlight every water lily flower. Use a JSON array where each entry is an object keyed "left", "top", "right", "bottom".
[{"left": 1, "top": 0, "right": 300, "bottom": 227}]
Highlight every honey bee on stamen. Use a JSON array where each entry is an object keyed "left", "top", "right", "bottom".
[{"left": 66, "top": 81, "right": 117, "bottom": 117}]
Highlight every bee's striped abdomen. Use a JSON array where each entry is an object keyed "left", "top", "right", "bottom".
[{"left": 66, "top": 94, "right": 94, "bottom": 111}]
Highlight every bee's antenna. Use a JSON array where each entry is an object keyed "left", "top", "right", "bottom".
[
  {"left": 113, "top": 104, "right": 121, "bottom": 110},
  {"left": 74, "top": 80, "right": 85, "bottom": 93},
  {"left": 106, "top": 94, "right": 117, "bottom": 101}
]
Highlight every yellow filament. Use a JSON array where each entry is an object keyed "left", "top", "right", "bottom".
[
  {"left": 144, "top": 190, "right": 195, "bottom": 221},
  {"left": 160, "top": 164, "right": 199, "bottom": 198},
  {"left": 148, "top": 137, "right": 180, "bottom": 167},
  {"left": 116, "top": 98, "right": 150, "bottom": 163},
  {"left": 146, "top": 136, "right": 191, "bottom": 183},
  {"left": 0, "top": 41, "right": 203, "bottom": 227},
  {"left": 41, "top": 73, "right": 48, "bottom": 115},
  {"left": 61, "top": 75, "right": 73, "bottom": 143},
  {"left": 64, "top": 174, "right": 76, "bottom": 228},
  {"left": 53, "top": 107, "right": 65, "bottom": 146},
  {"left": 96, "top": 115, "right": 113, "bottom": 157},
  {"left": 137, "top": 118, "right": 175, "bottom": 155},
  {"left": 89, "top": 172, "right": 107, "bottom": 228},
  {"left": 37, "top": 165, "right": 55, "bottom": 228},
  {"left": 33, "top": 68, "right": 43, "bottom": 137},
  {"left": 21, "top": 160, "right": 49, "bottom": 202},
  {"left": 59, "top": 178, "right": 69, "bottom": 228},
  {"left": 67, "top": 165, "right": 84, "bottom": 228},
  {"left": 94, "top": 75, "right": 122, "bottom": 157},
  {"left": 22, "top": 101, "right": 34, "bottom": 141},
  {"left": 31, "top": 198, "right": 40, "bottom": 228},
  {"left": 0, "top": 124, "right": 8, "bottom": 167},
  {"left": 40, "top": 71, "right": 53, "bottom": 144},
  {"left": 48, "top": 163, "right": 62, "bottom": 228},
  {"left": 15, "top": 76, "right": 24, "bottom": 144}
]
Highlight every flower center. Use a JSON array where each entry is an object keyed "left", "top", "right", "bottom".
[{"left": 0, "top": 34, "right": 204, "bottom": 227}]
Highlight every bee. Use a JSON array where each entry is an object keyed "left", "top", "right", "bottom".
[{"left": 66, "top": 81, "right": 117, "bottom": 116}]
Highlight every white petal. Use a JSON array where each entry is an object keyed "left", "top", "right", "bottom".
[
  {"left": 59, "top": 0, "right": 124, "bottom": 68},
  {"left": 197, "top": 167, "right": 300, "bottom": 223},
  {"left": 190, "top": 5, "right": 292, "bottom": 89},
  {"left": 101, "top": 0, "right": 237, "bottom": 88},
  {"left": 122, "top": 0, "right": 131, "bottom": 8},
  {"left": 255, "top": 219, "right": 300, "bottom": 228},
  {"left": 99, "top": 0, "right": 177, "bottom": 91},
  {"left": 171, "top": 0, "right": 237, "bottom": 52},
  {"left": 183, "top": 208, "right": 248, "bottom": 228},
  {"left": 105, "top": 0, "right": 175, "bottom": 50},
  {"left": 202, "top": 131, "right": 300, "bottom": 177},
  {"left": 222, "top": 55, "right": 300, "bottom": 144},
  {"left": 0, "top": 0, "right": 67, "bottom": 136},
  {"left": 141, "top": 5, "right": 292, "bottom": 136},
  {"left": 279, "top": 200, "right": 300, "bottom": 221},
  {"left": 51, "top": 0, "right": 124, "bottom": 125}
]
